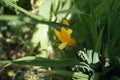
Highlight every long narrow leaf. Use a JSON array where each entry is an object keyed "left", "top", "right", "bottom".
[{"left": 0, "top": 56, "right": 80, "bottom": 67}]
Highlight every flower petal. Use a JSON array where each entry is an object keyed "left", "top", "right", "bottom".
[
  {"left": 61, "top": 27, "right": 68, "bottom": 42},
  {"left": 62, "top": 20, "right": 70, "bottom": 26},
  {"left": 65, "top": 29, "right": 72, "bottom": 41},
  {"left": 67, "top": 38, "right": 76, "bottom": 46},
  {"left": 54, "top": 30, "right": 63, "bottom": 42},
  {"left": 58, "top": 42, "right": 67, "bottom": 50},
  {"left": 67, "top": 29, "right": 72, "bottom": 36}
]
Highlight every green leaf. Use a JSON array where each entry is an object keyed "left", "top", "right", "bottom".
[
  {"left": 95, "top": 27, "right": 104, "bottom": 52},
  {"left": 0, "top": 56, "right": 80, "bottom": 67},
  {"left": 51, "top": 70, "right": 88, "bottom": 80},
  {"left": 111, "top": 76, "right": 120, "bottom": 80},
  {"left": 56, "top": 9, "right": 87, "bottom": 15},
  {"left": 2, "top": 0, "right": 47, "bottom": 21},
  {"left": 0, "top": 15, "right": 69, "bottom": 29},
  {"left": 38, "top": 0, "right": 52, "bottom": 20},
  {"left": 93, "top": 52, "right": 99, "bottom": 64},
  {"left": 30, "top": 24, "right": 49, "bottom": 57},
  {"left": 90, "top": 73, "right": 100, "bottom": 80}
]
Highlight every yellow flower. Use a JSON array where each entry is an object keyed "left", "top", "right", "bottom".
[{"left": 55, "top": 27, "right": 75, "bottom": 50}]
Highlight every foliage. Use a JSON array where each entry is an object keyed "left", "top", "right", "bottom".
[{"left": 0, "top": 0, "right": 120, "bottom": 80}]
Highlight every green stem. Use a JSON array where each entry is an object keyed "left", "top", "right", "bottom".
[{"left": 3, "top": 0, "right": 48, "bottom": 21}]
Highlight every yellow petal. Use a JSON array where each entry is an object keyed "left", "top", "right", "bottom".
[
  {"left": 61, "top": 27, "right": 73, "bottom": 43},
  {"left": 67, "top": 29, "right": 72, "bottom": 36},
  {"left": 67, "top": 38, "right": 76, "bottom": 46},
  {"left": 54, "top": 30, "right": 64, "bottom": 42},
  {"left": 66, "top": 29, "right": 75, "bottom": 45},
  {"left": 61, "top": 27, "right": 68, "bottom": 42},
  {"left": 65, "top": 29, "right": 72, "bottom": 41},
  {"left": 63, "top": 20, "right": 70, "bottom": 26},
  {"left": 58, "top": 42, "right": 67, "bottom": 50}
]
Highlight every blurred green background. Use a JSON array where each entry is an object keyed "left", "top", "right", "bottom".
[{"left": 0, "top": 0, "right": 120, "bottom": 80}]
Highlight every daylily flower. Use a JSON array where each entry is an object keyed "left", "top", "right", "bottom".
[{"left": 55, "top": 27, "right": 75, "bottom": 50}]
